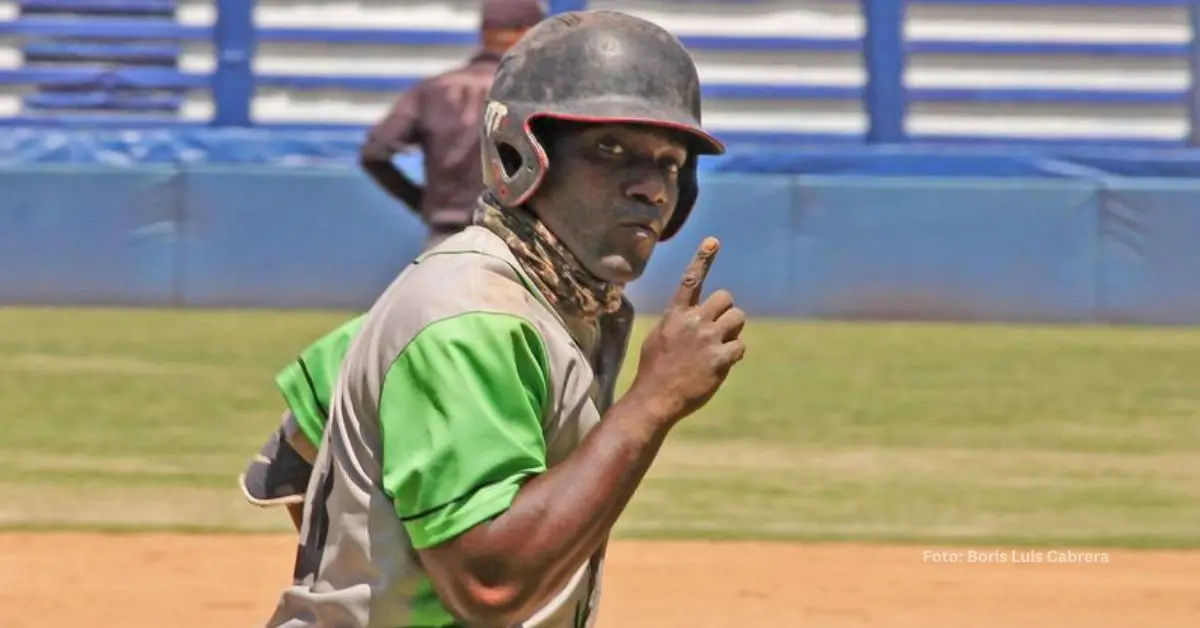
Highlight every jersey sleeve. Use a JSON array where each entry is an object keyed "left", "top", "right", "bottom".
[
  {"left": 275, "top": 314, "right": 366, "bottom": 448},
  {"left": 379, "top": 311, "right": 552, "bottom": 549}
]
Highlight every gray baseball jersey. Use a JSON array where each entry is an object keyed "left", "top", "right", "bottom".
[{"left": 266, "top": 225, "right": 634, "bottom": 628}]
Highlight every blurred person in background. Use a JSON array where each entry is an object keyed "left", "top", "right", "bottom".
[{"left": 359, "top": 0, "right": 547, "bottom": 252}]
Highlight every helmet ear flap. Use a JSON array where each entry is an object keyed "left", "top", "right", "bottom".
[
  {"left": 661, "top": 154, "right": 699, "bottom": 242},
  {"left": 481, "top": 102, "right": 549, "bottom": 208}
]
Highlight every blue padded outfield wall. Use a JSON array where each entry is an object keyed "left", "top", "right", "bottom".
[
  {"left": 8, "top": 137, "right": 1200, "bottom": 325},
  {"left": 4, "top": 0, "right": 1200, "bottom": 324}
]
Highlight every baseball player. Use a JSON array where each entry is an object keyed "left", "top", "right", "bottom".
[{"left": 247, "top": 11, "right": 747, "bottom": 627}]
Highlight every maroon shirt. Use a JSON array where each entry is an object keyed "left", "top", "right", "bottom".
[{"left": 361, "top": 51, "right": 501, "bottom": 230}]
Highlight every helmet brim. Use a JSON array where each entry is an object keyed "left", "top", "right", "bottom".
[{"left": 528, "top": 98, "right": 725, "bottom": 157}]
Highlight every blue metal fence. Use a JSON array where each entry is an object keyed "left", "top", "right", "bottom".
[{"left": 0, "top": 0, "right": 1196, "bottom": 147}]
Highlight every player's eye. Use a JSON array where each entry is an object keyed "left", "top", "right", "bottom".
[
  {"left": 657, "top": 155, "right": 682, "bottom": 175},
  {"left": 597, "top": 138, "right": 624, "bottom": 155}
]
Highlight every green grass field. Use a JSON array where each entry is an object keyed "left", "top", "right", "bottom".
[{"left": 2, "top": 306, "right": 1199, "bottom": 548}]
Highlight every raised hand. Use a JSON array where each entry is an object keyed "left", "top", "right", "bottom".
[{"left": 629, "top": 237, "right": 747, "bottom": 424}]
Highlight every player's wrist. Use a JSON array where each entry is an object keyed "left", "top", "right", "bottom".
[{"left": 611, "top": 385, "right": 680, "bottom": 437}]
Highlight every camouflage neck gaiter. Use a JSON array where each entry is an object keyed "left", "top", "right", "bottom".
[{"left": 474, "top": 198, "right": 624, "bottom": 323}]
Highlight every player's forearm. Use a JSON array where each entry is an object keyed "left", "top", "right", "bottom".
[
  {"left": 505, "top": 391, "right": 670, "bottom": 578},
  {"left": 359, "top": 157, "right": 424, "bottom": 210},
  {"left": 438, "top": 389, "right": 672, "bottom": 622}
]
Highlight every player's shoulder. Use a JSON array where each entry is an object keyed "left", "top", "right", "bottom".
[
  {"left": 371, "top": 226, "right": 552, "bottom": 336},
  {"left": 340, "top": 227, "right": 566, "bottom": 376}
]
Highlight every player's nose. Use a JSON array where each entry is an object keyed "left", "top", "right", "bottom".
[{"left": 623, "top": 172, "right": 668, "bottom": 206}]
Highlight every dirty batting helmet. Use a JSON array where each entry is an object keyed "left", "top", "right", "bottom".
[{"left": 479, "top": 10, "right": 725, "bottom": 242}]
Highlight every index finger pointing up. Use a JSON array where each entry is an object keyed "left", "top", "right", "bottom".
[{"left": 671, "top": 237, "right": 720, "bottom": 308}]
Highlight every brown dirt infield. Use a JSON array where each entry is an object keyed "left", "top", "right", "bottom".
[{"left": 4, "top": 532, "right": 1198, "bottom": 627}]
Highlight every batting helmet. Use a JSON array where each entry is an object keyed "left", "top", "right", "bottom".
[{"left": 480, "top": 10, "right": 725, "bottom": 242}]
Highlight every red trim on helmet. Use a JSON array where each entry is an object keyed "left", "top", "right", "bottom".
[
  {"left": 509, "top": 114, "right": 552, "bottom": 207},
  {"left": 509, "top": 110, "right": 723, "bottom": 207},
  {"left": 533, "top": 111, "right": 724, "bottom": 155}
]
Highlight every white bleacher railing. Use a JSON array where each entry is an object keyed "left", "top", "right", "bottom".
[{"left": 0, "top": 0, "right": 1195, "bottom": 148}]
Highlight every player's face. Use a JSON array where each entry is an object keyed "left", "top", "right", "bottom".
[{"left": 529, "top": 122, "right": 689, "bottom": 285}]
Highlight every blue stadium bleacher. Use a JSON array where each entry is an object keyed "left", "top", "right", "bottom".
[
  {"left": 4, "top": 0, "right": 189, "bottom": 121},
  {"left": 19, "top": 0, "right": 176, "bottom": 17},
  {"left": 0, "top": 0, "right": 1194, "bottom": 156},
  {"left": 23, "top": 41, "right": 181, "bottom": 65}
]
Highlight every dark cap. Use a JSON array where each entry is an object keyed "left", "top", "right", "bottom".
[{"left": 482, "top": 0, "right": 546, "bottom": 31}]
